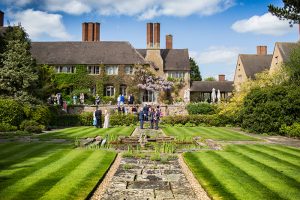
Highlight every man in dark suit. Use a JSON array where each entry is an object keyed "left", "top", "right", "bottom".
[
  {"left": 95, "top": 108, "right": 102, "bottom": 128},
  {"left": 128, "top": 94, "right": 134, "bottom": 104}
]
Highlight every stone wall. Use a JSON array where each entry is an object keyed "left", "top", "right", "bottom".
[{"left": 67, "top": 104, "right": 188, "bottom": 116}]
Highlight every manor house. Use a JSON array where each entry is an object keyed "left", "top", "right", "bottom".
[{"left": 30, "top": 21, "right": 190, "bottom": 103}]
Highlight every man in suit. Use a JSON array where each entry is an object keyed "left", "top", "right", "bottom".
[
  {"left": 139, "top": 108, "right": 144, "bottom": 129},
  {"left": 95, "top": 107, "right": 102, "bottom": 128}
]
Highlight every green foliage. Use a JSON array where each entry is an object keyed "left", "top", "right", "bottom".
[
  {"left": 0, "top": 26, "right": 39, "bottom": 100},
  {"left": 204, "top": 77, "right": 216, "bottom": 81},
  {"left": 36, "top": 65, "right": 56, "bottom": 100},
  {"left": 241, "top": 84, "right": 300, "bottom": 134},
  {"left": 284, "top": 45, "right": 300, "bottom": 84},
  {"left": 78, "top": 112, "right": 93, "bottom": 126},
  {"left": 30, "top": 105, "right": 51, "bottom": 126},
  {"left": 150, "top": 153, "right": 161, "bottom": 161},
  {"left": 0, "top": 98, "right": 25, "bottom": 126},
  {"left": 0, "top": 122, "right": 17, "bottom": 132},
  {"left": 110, "top": 114, "right": 138, "bottom": 126},
  {"left": 268, "top": 0, "right": 300, "bottom": 25},
  {"left": 24, "top": 125, "right": 42, "bottom": 133},
  {"left": 186, "top": 102, "right": 216, "bottom": 115},
  {"left": 189, "top": 57, "right": 202, "bottom": 81},
  {"left": 161, "top": 114, "right": 228, "bottom": 127},
  {"left": 102, "top": 96, "right": 116, "bottom": 104},
  {"left": 280, "top": 122, "right": 300, "bottom": 137}
]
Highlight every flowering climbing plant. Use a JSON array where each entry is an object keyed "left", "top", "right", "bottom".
[{"left": 134, "top": 68, "right": 173, "bottom": 92}]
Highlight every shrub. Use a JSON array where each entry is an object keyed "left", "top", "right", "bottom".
[
  {"left": 102, "top": 96, "right": 116, "bottom": 104},
  {"left": 0, "top": 122, "right": 17, "bottom": 132},
  {"left": 241, "top": 85, "right": 300, "bottom": 134},
  {"left": 50, "top": 114, "right": 81, "bottom": 127},
  {"left": 31, "top": 105, "right": 51, "bottom": 126},
  {"left": 280, "top": 123, "right": 300, "bottom": 138},
  {"left": 110, "top": 114, "right": 138, "bottom": 126},
  {"left": 79, "top": 112, "right": 93, "bottom": 126},
  {"left": 24, "top": 125, "right": 42, "bottom": 133},
  {"left": 186, "top": 103, "right": 216, "bottom": 115},
  {"left": 0, "top": 98, "right": 25, "bottom": 126}
]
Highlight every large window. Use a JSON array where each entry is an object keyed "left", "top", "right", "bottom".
[
  {"left": 105, "top": 66, "right": 118, "bottom": 75},
  {"left": 125, "top": 65, "right": 134, "bottom": 75},
  {"left": 55, "top": 66, "right": 75, "bottom": 73},
  {"left": 105, "top": 86, "right": 115, "bottom": 96},
  {"left": 168, "top": 71, "right": 185, "bottom": 79},
  {"left": 142, "top": 90, "right": 155, "bottom": 102},
  {"left": 120, "top": 85, "right": 127, "bottom": 96},
  {"left": 88, "top": 66, "right": 100, "bottom": 74}
]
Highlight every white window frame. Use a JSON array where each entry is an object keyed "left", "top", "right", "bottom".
[
  {"left": 55, "top": 66, "right": 75, "bottom": 73},
  {"left": 143, "top": 90, "right": 155, "bottom": 102},
  {"left": 87, "top": 65, "right": 100, "bottom": 75},
  {"left": 105, "top": 66, "right": 118, "bottom": 75},
  {"left": 169, "top": 71, "right": 184, "bottom": 79},
  {"left": 105, "top": 86, "right": 115, "bottom": 96},
  {"left": 125, "top": 65, "right": 134, "bottom": 75}
]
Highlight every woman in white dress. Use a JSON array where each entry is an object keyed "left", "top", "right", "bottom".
[{"left": 103, "top": 109, "right": 110, "bottom": 128}]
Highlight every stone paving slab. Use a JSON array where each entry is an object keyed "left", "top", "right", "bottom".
[{"left": 101, "top": 157, "right": 198, "bottom": 200}]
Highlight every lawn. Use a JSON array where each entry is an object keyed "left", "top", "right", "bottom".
[
  {"left": 163, "top": 127, "right": 257, "bottom": 141},
  {"left": 37, "top": 126, "right": 135, "bottom": 140},
  {"left": 0, "top": 142, "right": 116, "bottom": 200},
  {"left": 184, "top": 144, "right": 300, "bottom": 200}
]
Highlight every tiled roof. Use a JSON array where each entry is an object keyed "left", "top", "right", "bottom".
[
  {"left": 240, "top": 54, "right": 272, "bottom": 78},
  {"left": 276, "top": 42, "right": 300, "bottom": 62},
  {"left": 190, "top": 81, "right": 234, "bottom": 92},
  {"left": 137, "top": 49, "right": 190, "bottom": 71},
  {"left": 31, "top": 41, "right": 146, "bottom": 65}
]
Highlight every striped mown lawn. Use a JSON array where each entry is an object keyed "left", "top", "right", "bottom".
[
  {"left": 184, "top": 144, "right": 300, "bottom": 200},
  {"left": 37, "top": 126, "right": 135, "bottom": 140},
  {"left": 0, "top": 142, "right": 116, "bottom": 200},
  {"left": 163, "top": 127, "right": 257, "bottom": 141}
]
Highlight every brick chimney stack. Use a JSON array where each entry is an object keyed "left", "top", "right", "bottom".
[
  {"left": 153, "top": 23, "right": 160, "bottom": 48},
  {"left": 219, "top": 74, "right": 225, "bottom": 81},
  {"left": 257, "top": 46, "right": 267, "bottom": 55},
  {"left": 0, "top": 11, "right": 4, "bottom": 27},
  {"left": 82, "top": 22, "right": 100, "bottom": 41},
  {"left": 147, "top": 23, "right": 153, "bottom": 48},
  {"left": 166, "top": 34, "right": 173, "bottom": 49}
]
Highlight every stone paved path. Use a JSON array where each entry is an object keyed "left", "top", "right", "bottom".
[{"left": 101, "top": 157, "right": 199, "bottom": 200}]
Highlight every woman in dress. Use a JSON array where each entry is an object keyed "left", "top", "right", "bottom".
[{"left": 103, "top": 109, "right": 110, "bottom": 128}]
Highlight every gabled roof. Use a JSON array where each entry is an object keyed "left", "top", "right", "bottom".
[
  {"left": 31, "top": 41, "right": 146, "bottom": 65},
  {"left": 239, "top": 54, "right": 272, "bottom": 78},
  {"left": 275, "top": 42, "right": 300, "bottom": 62},
  {"left": 137, "top": 49, "right": 190, "bottom": 71},
  {"left": 190, "top": 81, "right": 234, "bottom": 92}
]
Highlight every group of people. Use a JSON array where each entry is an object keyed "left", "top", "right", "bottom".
[
  {"left": 138, "top": 104, "right": 161, "bottom": 130},
  {"left": 93, "top": 108, "right": 110, "bottom": 128}
]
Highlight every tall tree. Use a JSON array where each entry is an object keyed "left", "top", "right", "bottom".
[
  {"left": 189, "top": 57, "right": 202, "bottom": 81},
  {"left": 268, "top": 0, "right": 300, "bottom": 26},
  {"left": 204, "top": 77, "right": 216, "bottom": 81},
  {"left": 0, "top": 26, "right": 39, "bottom": 102}
]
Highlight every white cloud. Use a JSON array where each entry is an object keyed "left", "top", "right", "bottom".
[
  {"left": 1, "top": 0, "right": 32, "bottom": 6},
  {"left": 41, "top": 0, "right": 234, "bottom": 19},
  {"left": 11, "top": 9, "right": 71, "bottom": 40},
  {"left": 190, "top": 46, "right": 240, "bottom": 65},
  {"left": 231, "top": 12, "right": 295, "bottom": 36},
  {"left": 44, "top": 0, "right": 91, "bottom": 15}
]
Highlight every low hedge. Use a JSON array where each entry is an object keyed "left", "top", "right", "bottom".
[
  {"left": 0, "top": 122, "right": 18, "bottom": 132},
  {"left": 280, "top": 123, "right": 300, "bottom": 138},
  {"left": 161, "top": 114, "right": 229, "bottom": 127},
  {"left": 0, "top": 98, "right": 25, "bottom": 126}
]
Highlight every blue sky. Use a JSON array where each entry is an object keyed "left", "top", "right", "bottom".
[{"left": 0, "top": 0, "right": 298, "bottom": 80}]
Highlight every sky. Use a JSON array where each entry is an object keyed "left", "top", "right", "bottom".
[{"left": 0, "top": 0, "right": 298, "bottom": 80}]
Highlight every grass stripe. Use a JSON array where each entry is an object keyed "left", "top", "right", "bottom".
[
  {"left": 262, "top": 145, "right": 300, "bottom": 159},
  {"left": 0, "top": 143, "right": 33, "bottom": 159},
  {"left": 206, "top": 151, "right": 284, "bottom": 200},
  {"left": 247, "top": 145, "right": 300, "bottom": 167},
  {"left": 0, "top": 146, "right": 72, "bottom": 192},
  {"left": 229, "top": 145, "right": 300, "bottom": 183},
  {"left": 213, "top": 127, "right": 257, "bottom": 140},
  {"left": 184, "top": 152, "right": 235, "bottom": 200},
  {"left": 222, "top": 146, "right": 300, "bottom": 199},
  {"left": 39, "top": 151, "right": 114, "bottom": 200},
  {"left": 0, "top": 149, "right": 88, "bottom": 199},
  {"left": 39, "top": 127, "right": 91, "bottom": 138},
  {"left": 13, "top": 150, "right": 93, "bottom": 200}
]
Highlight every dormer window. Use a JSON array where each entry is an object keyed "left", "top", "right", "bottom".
[
  {"left": 125, "top": 65, "right": 134, "bottom": 75},
  {"left": 168, "top": 71, "right": 185, "bottom": 79}
]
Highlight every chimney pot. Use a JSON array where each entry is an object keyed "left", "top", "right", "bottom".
[
  {"left": 219, "top": 74, "right": 225, "bottom": 81},
  {"left": 153, "top": 23, "right": 160, "bottom": 49},
  {"left": 82, "top": 22, "right": 100, "bottom": 42},
  {"left": 257, "top": 46, "right": 267, "bottom": 55},
  {"left": 166, "top": 34, "right": 173, "bottom": 49},
  {"left": 147, "top": 23, "right": 153, "bottom": 48},
  {"left": 0, "top": 11, "right": 4, "bottom": 27}
]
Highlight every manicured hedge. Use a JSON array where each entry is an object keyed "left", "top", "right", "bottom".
[
  {"left": 0, "top": 99, "right": 25, "bottom": 126},
  {"left": 186, "top": 103, "right": 216, "bottom": 115}
]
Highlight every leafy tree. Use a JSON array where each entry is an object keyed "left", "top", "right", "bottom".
[
  {"left": 204, "top": 77, "right": 216, "bottom": 81},
  {"left": 189, "top": 57, "right": 202, "bottom": 81},
  {"left": 268, "top": 0, "right": 300, "bottom": 26},
  {"left": 284, "top": 46, "right": 300, "bottom": 84},
  {"left": 0, "top": 26, "right": 39, "bottom": 102}
]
